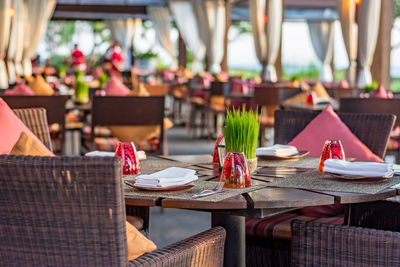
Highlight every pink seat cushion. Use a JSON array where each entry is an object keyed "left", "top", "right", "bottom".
[
  {"left": 288, "top": 106, "right": 383, "bottom": 162},
  {"left": 5, "top": 82, "right": 34, "bottom": 96},
  {"left": 103, "top": 75, "right": 130, "bottom": 96},
  {"left": 300, "top": 203, "right": 344, "bottom": 217},
  {"left": 370, "top": 85, "right": 393, "bottom": 98},
  {"left": 0, "top": 99, "right": 53, "bottom": 155},
  {"left": 246, "top": 211, "right": 344, "bottom": 240}
]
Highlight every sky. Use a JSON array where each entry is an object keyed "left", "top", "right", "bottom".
[{"left": 38, "top": 19, "right": 400, "bottom": 77}]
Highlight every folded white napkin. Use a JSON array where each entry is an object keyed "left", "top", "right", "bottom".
[
  {"left": 256, "top": 144, "right": 298, "bottom": 157},
  {"left": 85, "top": 150, "right": 147, "bottom": 160},
  {"left": 134, "top": 167, "right": 198, "bottom": 188},
  {"left": 323, "top": 159, "right": 393, "bottom": 178}
]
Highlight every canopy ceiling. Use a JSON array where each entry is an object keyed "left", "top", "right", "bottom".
[{"left": 53, "top": 0, "right": 338, "bottom": 21}]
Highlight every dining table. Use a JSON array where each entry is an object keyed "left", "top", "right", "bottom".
[{"left": 124, "top": 154, "right": 400, "bottom": 267}]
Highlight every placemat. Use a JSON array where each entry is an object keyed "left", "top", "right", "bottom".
[
  {"left": 140, "top": 156, "right": 194, "bottom": 172},
  {"left": 265, "top": 170, "right": 400, "bottom": 194},
  {"left": 123, "top": 179, "right": 267, "bottom": 202},
  {"left": 258, "top": 157, "right": 320, "bottom": 169}
]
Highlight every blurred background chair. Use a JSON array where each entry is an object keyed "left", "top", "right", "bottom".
[
  {"left": 340, "top": 97, "right": 400, "bottom": 162},
  {"left": 2, "top": 95, "right": 69, "bottom": 154},
  {"left": 91, "top": 96, "right": 167, "bottom": 155}
]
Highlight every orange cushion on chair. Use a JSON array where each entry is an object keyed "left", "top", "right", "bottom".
[
  {"left": 28, "top": 75, "right": 54, "bottom": 96},
  {"left": 0, "top": 99, "right": 53, "bottom": 155},
  {"left": 108, "top": 118, "right": 173, "bottom": 144},
  {"left": 288, "top": 106, "right": 383, "bottom": 162},
  {"left": 126, "top": 221, "right": 156, "bottom": 261},
  {"left": 10, "top": 132, "right": 55, "bottom": 156}
]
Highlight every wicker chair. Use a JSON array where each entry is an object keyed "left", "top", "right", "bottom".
[
  {"left": 13, "top": 107, "right": 150, "bottom": 233},
  {"left": 291, "top": 220, "right": 400, "bottom": 266},
  {"left": 13, "top": 108, "right": 53, "bottom": 152},
  {"left": 0, "top": 155, "right": 226, "bottom": 267},
  {"left": 246, "top": 109, "right": 396, "bottom": 267}
]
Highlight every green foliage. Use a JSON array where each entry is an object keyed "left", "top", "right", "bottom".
[
  {"left": 395, "top": 0, "right": 400, "bottom": 18},
  {"left": 74, "top": 80, "right": 89, "bottom": 104},
  {"left": 224, "top": 107, "right": 260, "bottom": 159},
  {"left": 136, "top": 50, "right": 158, "bottom": 60},
  {"left": 98, "top": 73, "right": 108, "bottom": 88},
  {"left": 364, "top": 81, "right": 379, "bottom": 93},
  {"left": 391, "top": 78, "right": 400, "bottom": 92},
  {"left": 58, "top": 65, "right": 67, "bottom": 78},
  {"left": 74, "top": 69, "right": 84, "bottom": 81}
]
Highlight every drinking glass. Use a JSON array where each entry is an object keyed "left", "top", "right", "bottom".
[
  {"left": 318, "top": 140, "right": 345, "bottom": 172},
  {"left": 115, "top": 142, "right": 141, "bottom": 175},
  {"left": 220, "top": 152, "right": 251, "bottom": 188}
]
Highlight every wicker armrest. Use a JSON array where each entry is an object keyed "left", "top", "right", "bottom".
[
  {"left": 291, "top": 220, "right": 400, "bottom": 266},
  {"left": 129, "top": 226, "right": 226, "bottom": 267}
]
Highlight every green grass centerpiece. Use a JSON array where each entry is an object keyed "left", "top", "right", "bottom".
[{"left": 224, "top": 107, "right": 260, "bottom": 172}]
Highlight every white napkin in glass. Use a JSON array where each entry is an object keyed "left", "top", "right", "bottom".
[
  {"left": 134, "top": 167, "right": 198, "bottom": 188},
  {"left": 85, "top": 150, "right": 146, "bottom": 160},
  {"left": 323, "top": 159, "right": 393, "bottom": 178},
  {"left": 256, "top": 144, "right": 298, "bottom": 157}
]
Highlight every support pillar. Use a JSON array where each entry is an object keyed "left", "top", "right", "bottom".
[
  {"left": 371, "top": 0, "right": 394, "bottom": 89},
  {"left": 220, "top": 0, "right": 232, "bottom": 72}
]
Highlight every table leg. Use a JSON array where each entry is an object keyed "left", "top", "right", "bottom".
[{"left": 212, "top": 212, "right": 245, "bottom": 267}]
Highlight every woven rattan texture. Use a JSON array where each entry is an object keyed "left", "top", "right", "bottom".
[
  {"left": 0, "top": 155, "right": 127, "bottom": 266},
  {"left": 258, "top": 157, "right": 320, "bottom": 169},
  {"left": 265, "top": 169, "right": 400, "bottom": 194},
  {"left": 274, "top": 110, "right": 395, "bottom": 159},
  {"left": 129, "top": 226, "right": 226, "bottom": 267},
  {"left": 291, "top": 220, "right": 400, "bottom": 267},
  {"left": 13, "top": 108, "right": 53, "bottom": 152}
]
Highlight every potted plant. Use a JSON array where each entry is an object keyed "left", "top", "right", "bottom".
[{"left": 224, "top": 107, "right": 260, "bottom": 173}]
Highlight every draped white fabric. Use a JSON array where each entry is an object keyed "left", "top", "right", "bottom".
[
  {"left": 8, "top": 0, "right": 24, "bottom": 84},
  {"left": 356, "top": 0, "right": 381, "bottom": 88},
  {"left": 249, "top": 0, "right": 283, "bottom": 82},
  {"left": 169, "top": 0, "right": 206, "bottom": 73},
  {"left": 308, "top": 21, "right": 334, "bottom": 82},
  {"left": 147, "top": 6, "right": 177, "bottom": 69},
  {"left": 107, "top": 18, "right": 136, "bottom": 68},
  {"left": 192, "top": 0, "right": 225, "bottom": 73},
  {"left": 337, "top": 0, "right": 358, "bottom": 85},
  {"left": 0, "top": 0, "right": 12, "bottom": 89},
  {"left": 22, "top": 0, "right": 56, "bottom": 77}
]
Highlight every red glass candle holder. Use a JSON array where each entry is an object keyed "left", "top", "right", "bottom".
[
  {"left": 220, "top": 152, "right": 251, "bottom": 188},
  {"left": 115, "top": 142, "right": 141, "bottom": 175},
  {"left": 213, "top": 134, "right": 224, "bottom": 167},
  {"left": 318, "top": 140, "right": 345, "bottom": 173}
]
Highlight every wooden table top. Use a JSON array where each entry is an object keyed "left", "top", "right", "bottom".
[{"left": 124, "top": 155, "right": 397, "bottom": 217}]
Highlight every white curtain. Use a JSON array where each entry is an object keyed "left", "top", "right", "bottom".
[
  {"left": 0, "top": 0, "right": 12, "bottom": 89},
  {"left": 107, "top": 18, "right": 136, "bottom": 68},
  {"left": 356, "top": 0, "right": 381, "bottom": 88},
  {"left": 308, "top": 21, "right": 334, "bottom": 82},
  {"left": 192, "top": 0, "right": 225, "bottom": 73},
  {"left": 147, "top": 6, "right": 177, "bottom": 69},
  {"left": 169, "top": 0, "right": 206, "bottom": 73},
  {"left": 7, "top": 0, "right": 24, "bottom": 84},
  {"left": 337, "top": 0, "right": 358, "bottom": 86},
  {"left": 249, "top": 0, "right": 283, "bottom": 82},
  {"left": 22, "top": 0, "right": 56, "bottom": 77}
]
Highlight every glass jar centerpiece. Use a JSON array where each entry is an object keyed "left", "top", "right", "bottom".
[{"left": 221, "top": 107, "right": 259, "bottom": 188}]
